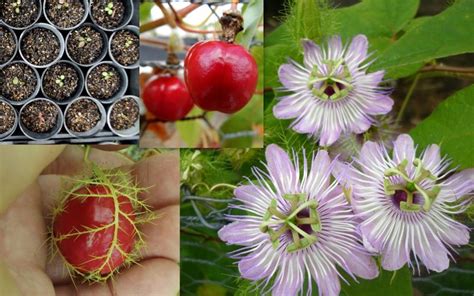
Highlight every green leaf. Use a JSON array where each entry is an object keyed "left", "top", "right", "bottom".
[
  {"left": 333, "top": 0, "right": 421, "bottom": 78},
  {"left": 176, "top": 108, "right": 203, "bottom": 147},
  {"left": 220, "top": 94, "right": 263, "bottom": 148},
  {"left": 410, "top": 84, "right": 474, "bottom": 169},
  {"left": 181, "top": 233, "right": 239, "bottom": 295},
  {"left": 341, "top": 266, "right": 413, "bottom": 296},
  {"left": 139, "top": 1, "right": 154, "bottom": 23},
  {"left": 334, "top": 0, "right": 420, "bottom": 40},
  {"left": 238, "top": 0, "right": 263, "bottom": 49},
  {"left": 372, "top": 0, "right": 474, "bottom": 78}
]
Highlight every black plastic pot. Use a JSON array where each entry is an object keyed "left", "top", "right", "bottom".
[
  {"left": 85, "top": 61, "right": 128, "bottom": 104},
  {"left": 64, "top": 96, "right": 107, "bottom": 138},
  {"left": 19, "top": 97, "right": 63, "bottom": 140},
  {"left": 19, "top": 23, "right": 65, "bottom": 68},
  {"left": 43, "top": 0, "right": 90, "bottom": 30},
  {"left": 41, "top": 60, "right": 85, "bottom": 105}
]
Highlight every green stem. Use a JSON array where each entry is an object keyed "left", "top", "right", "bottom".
[
  {"left": 83, "top": 145, "right": 92, "bottom": 164},
  {"left": 397, "top": 73, "right": 420, "bottom": 123}
]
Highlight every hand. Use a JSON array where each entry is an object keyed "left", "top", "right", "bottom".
[{"left": 0, "top": 146, "right": 179, "bottom": 296}]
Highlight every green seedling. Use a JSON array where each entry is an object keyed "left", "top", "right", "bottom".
[
  {"left": 55, "top": 75, "right": 66, "bottom": 87},
  {"left": 125, "top": 38, "right": 133, "bottom": 48},
  {"left": 12, "top": 77, "right": 20, "bottom": 85},
  {"left": 102, "top": 71, "right": 114, "bottom": 80},
  {"left": 12, "top": 0, "right": 21, "bottom": 13},
  {"left": 104, "top": 2, "right": 114, "bottom": 15},
  {"left": 78, "top": 36, "right": 92, "bottom": 48}
]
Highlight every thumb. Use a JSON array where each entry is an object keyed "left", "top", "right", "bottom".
[
  {"left": 0, "top": 145, "right": 65, "bottom": 214},
  {"left": 0, "top": 260, "right": 21, "bottom": 296}
]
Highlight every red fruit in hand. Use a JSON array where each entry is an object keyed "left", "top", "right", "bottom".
[
  {"left": 53, "top": 185, "right": 136, "bottom": 276},
  {"left": 142, "top": 75, "right": 194, "bottom": 121},
  {"left": 184, "top": 40, "right": 258, "bottom": 114}
]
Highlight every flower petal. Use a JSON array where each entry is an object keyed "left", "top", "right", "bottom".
[
  {"left": 265, "top": 144, "right": 297, "bottom": 193},
  {"left": 218, "top": 219, "right": 265, "bottom": 246},
  {"left": 439, "top": 169, "right": 474, "bottom": 202},
  {"left": 351, "top": 116, "right": 372, "bottom": 134},
  {"left": 272, "top": 255, "right": 307, "bottom": 296},
  {"left": 238, "top": 243, "right": 278, "bottom": 281},
  {"left": 278, "top": 61, "right": 310, "bottom": 91},
  {"left": 234, "top": 184, "right": 272, "bottom": 213},
  {"left": 346, "top": 34, "right": 369, "bottom": 66},
  {"left": 326, "top": 36, "right": 343, "bottom": 60},
  {"left": 302, "top": 39, "right": 323, "bottom": 69},
  {"left": 342, "top": 250, "right": 379, "bottom": 279},
  {"left": 412, "top": 231, "right": 449, "bottom": 272},
  {"left": 421, "top": 144, "right": 441, "bottom": 174},
  {"left": 366, "top": 94, "right": 394, "bottom": 115},
  {"left": 392, "top": 134, "right": 416, "bottom": 170},
  {"left": 319, "top": 125, "right": 342, "bottom": 146},
  {"left": 273, "top": 93, "right": 310, "bottom": 119},
  {"left": 302, "top": 150, "right": 332, "bottom": 197},
  {"left": 381, "top": 244, "right": 410, "bottom": 271}
]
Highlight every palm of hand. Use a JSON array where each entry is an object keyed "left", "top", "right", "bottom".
[{"left": 0, "top": 147, "right": 179, "bottom": 296}]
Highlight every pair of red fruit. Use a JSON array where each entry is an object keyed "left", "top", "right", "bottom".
[{"left": 142, "top": 40, "right": 258, "bottom": 120}]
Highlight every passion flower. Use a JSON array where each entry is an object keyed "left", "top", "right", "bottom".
[
  {"left": 218, "top": 144, "right": 378, "bottom": 295},
  {"left": 275, "top": 35, "right": 394, "bottom": 146},
  {"left": 342, "top": 134, "right": 474, "bottom": 272}
]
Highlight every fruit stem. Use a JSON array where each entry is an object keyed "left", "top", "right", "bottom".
[
  {"left": 219, "top": 11, "right": 243, "bottom": 43},
  {"left": 83, "top": 145, "right": 92, "bottom": 164}
]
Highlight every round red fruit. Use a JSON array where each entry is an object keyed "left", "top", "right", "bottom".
[
  {"left": 53, "top": 185, "right": 136, "bottom": 275},
  {"left": 142, "top": 75, "right": 194, "bottom": 121},
  {"left": 184, "top": 40, "right": 258, "bottom": 114}
]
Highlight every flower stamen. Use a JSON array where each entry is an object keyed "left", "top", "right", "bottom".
[
  {"left": 384, "top": 158, "right": 440, "bottom": 212},
  {"left": 308, "top": 59, "right": 353, "bottom": 101},
  {"left": 260, "top": 193, "right": 321, "bottom": 253}
]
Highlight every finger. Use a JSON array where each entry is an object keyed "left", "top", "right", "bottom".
[
  {"left": 139, "top": 205, "right": 179, "bottom": 263},
  {"left": 130, "top": 151, "right": 180, "bottom": 210},
  {"left": 0, "top": 182, "right": 56, "bottom": 295},
  {"left": 0, "top": 182, "right": 47, "bottom": 268},
  {"left": 55, "top": 282, "right": 111, "bottom": 296},
  {"left": 111, "top": 258, "right": 179, "bottom": 296},
  {"left": 91, "top": 145, "right": 128, "bottom": 152},
  {"left": 42, "top": 146, "right": 134, "bottom": 176}
]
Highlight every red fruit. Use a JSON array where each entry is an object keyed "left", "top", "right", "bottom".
[
  {"left": 142, "top": 75, "right": 194, "bottom": 121},
  {"left": 184, "top": 40, "right": 258, "bottom": 114},
  {"left": 53, "top": 185, "right": 136, "bottom": 275}
]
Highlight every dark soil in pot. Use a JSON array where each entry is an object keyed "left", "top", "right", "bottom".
[
  {"left": 0, "top": 101, "right": 15, "bottom": 134},
  {"left": 87, "top": 64, "right": 121, "bottom": 100},
  {"left": 67, "top": 25, "right": 104, "bottom": 65},
  {"left": 91, "top": 0, "right": 125, "bottom": 29},
  {"left": 21, "top": 28, "right": 60, "bottom": 66},
  {"left": 0, "top": 63, "right": 37, "bottom": 102},
  {"left": 110, "top": 97, "right": 138, "bottom": 130},
  {"left": 43, "top": 63, "right": 80, "bottom": 101},
  {"left": 21, "top": 100, "right": 59, "bottom": 133},
  {"left": 66, "top": 98, "right": 101, "bottom": 132},
  {"left": 111, "top": 29, "right": 139, "bottom": 66},
  {"left": 46, "top": 0, "right": 86, "bottom": 29},
  {"left": 0, "top": 26, "right": 16, "bottom": 64},
  {"left": 0, "top": 0, "right": 39, "bottom": 28}
]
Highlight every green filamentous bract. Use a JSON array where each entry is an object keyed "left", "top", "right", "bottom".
[{"left": 48, "top": 163, "right": 157, "bottom": 283}]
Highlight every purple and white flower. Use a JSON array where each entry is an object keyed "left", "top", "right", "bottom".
[
  {"left": 342, "top": 134, "right": 473, "bottom": 273},
  {"left": 218, "top": 144, "right": 378, "bottom": 296},
  {"left": 275, "top": 35, "right": 393, "bottom": 146}
]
